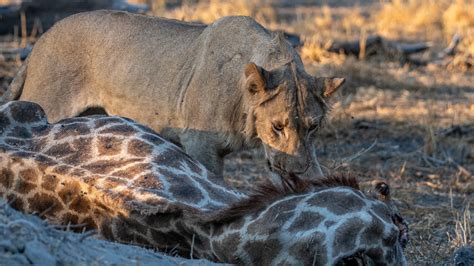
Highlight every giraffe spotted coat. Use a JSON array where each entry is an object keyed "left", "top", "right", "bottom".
[{"left": 0, "top": 101, "right": 407, "bottom": 265}]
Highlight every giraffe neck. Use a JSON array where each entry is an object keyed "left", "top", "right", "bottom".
[{"left": 191, "top": 187, "right": 405, "bottom": 265}]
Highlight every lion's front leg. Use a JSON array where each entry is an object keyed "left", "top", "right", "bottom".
[{"left": 179, "top": 131, "right": 224, "bottom": 177}]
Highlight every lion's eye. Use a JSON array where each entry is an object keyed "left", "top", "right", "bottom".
[{"left": 272, "top": 122, "right": 284, "bottom": 132}]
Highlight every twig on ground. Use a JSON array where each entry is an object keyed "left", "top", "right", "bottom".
[{"left": 332, "top": 139, "right": 377, "bottom": 170}]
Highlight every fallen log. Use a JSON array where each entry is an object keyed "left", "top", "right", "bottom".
[{"left": 327, "top": 34, "right": 431, "bottom": 62}]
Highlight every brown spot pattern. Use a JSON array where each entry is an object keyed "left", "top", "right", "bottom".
[
  {"left": 243, "top": 239, "right": 282, "bottom": 265},
  {"left": 83, "top": 159, "right": 141, "bottom": 174},
  {"left": 19, "top": 169, "right": 38, "bottom": 182},
  {"left": 101, "top": 177, "right": 127, "bottom": 190},
  {"left": 41, "top": 174, "right": 59, "bottom": 191},
  {"left": 80, "top": 217, "right": 98, "bottom": 230},
  {"left": 62, "top": 213, "right": 79, "bottom": 225},
  {"left": 0, "top": 168, "right": 14, "bottom": 189},
  {"left": 9, "top": 102, "right": 46, "bottom": 123},
  {"left": 14, "top": 178, "right": 36, "bottom": 194},
  {"left": 28, "top": 193, "right": 63, "bottom": 216},
  {"left": 97, "top": 136, "right": 123, "bottom": 156},
  {"left": 333, "top": 217, "right": 365, "bottom": 257},
  {"left": 246, "top": 197, "right": 301, "bottom": 235},
  {"left": 69, "top": 195, "right": 92, "bottom": 213},
  {"left": 111, "top": 163, "right": 150, "bottom": 179},
  {"left": 52, "top": 165, "right": 71, "bottom": 175},
  {"left": 128, "top": 139, "right": 153, "bottom": 157},
  {"left": 288, "top": 231, "right": 327, "bottom": 265},
  {"left": 99, "top": 124, "right": 137, "bottom": 136},
  {"left": 45, "top": 143, "right": 75, "bottom": 158},
  {"left": 0, "top": 112, "right": 10, "bottom": 131},
  {"left": 133, "top": 174, "right": 162, "bottom": 190},
  {"left": 30, "top": 125, "right": 51, "bottom": 137},
  {"left": 63, "top": 137, "right": 93, "bottom": 164},
  {"left": 58, "top": 181, "right": 82, "bottom": 204},
  {"left": 7, "top": 126, "right": 31, "bottom": 138},
  {"left": 5, "top": 138, "right": 27, "bottom": 147},
  {"left": 167, "top": 174, "right": 204, "bottom": 203},
  {"left": 100, "top": 222, "right": 115, "bottom": 240},
  {"left": 307, "top": 191, "right": 365, "bottom": 215},
  {"left": 34, "top": 155, "right": 57, "bottom": 171},
  {"left": 6, "top": 193, "right": 24, "bottom": 211},
  {"left": 113, "top": 218, "right": 135, "bottom": 243},
  {"left": 53, "top": 123, "right": 91, "bottom": 140},
  {"left": 288, "top": 211, "right": 324, "bottom": 233},
  {"left": 149, "top": 228, "right": 190, "bottom": 251}
]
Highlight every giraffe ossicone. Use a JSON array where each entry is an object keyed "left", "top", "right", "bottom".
[{"left": 0, "top": 101, "right": 407, "bottom": 265}]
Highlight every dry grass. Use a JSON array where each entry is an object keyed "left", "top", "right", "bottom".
[
  {"left": 300, "top": 38, "right": 345, "bottom": 65},
  {"left": 152, "top": 0, "right": 276, "bottom": 25},
  {"left": 448, "top": 204, "right": 473, "bottom": 248},
  {"left": 375, "top": 0, "right": 474, "bottom": 56},
  {"left": 375, "top": 0, "right": 446, "bottom": 40}
]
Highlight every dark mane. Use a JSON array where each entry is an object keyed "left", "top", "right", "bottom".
[{"left": 207, "top": 173, "right": 359, "bottom": 223}]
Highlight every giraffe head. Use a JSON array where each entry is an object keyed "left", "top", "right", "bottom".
[{"left": 207, "top": 175, "right": 408, "bottom": 265}]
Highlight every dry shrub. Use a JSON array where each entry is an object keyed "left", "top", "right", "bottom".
[
  {"left": 300, "top": 38, "right": 345, "bottom": 65},
  {"left": 157, "top": 0, "right": 276, "bottom": 25},
  {"left": 341, "top": 7, "right": 369, "bottom": 36},
  {"left": 443, "top": 0, "right": 474, "bottom": 38},
  {"left": 376, "top": 0, "right": 474, "bottom": 45},
  {"left": 448, "top": 204, "right": 473, "bottom": 249},
  {"left": 443, "top": 0, "right": 474, "bottom": 63},
  {"left": 314, "top": 5, "right": 333, "bottom": 29},
  {"left": 375, "top": 0, "right": 447, "bottom": 40}
]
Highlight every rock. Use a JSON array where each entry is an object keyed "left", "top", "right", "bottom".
[{"left": 0, "top": 199, "right": 224, "bottom": 265}]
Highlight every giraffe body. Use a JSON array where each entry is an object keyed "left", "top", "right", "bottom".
[{"left": 0, "top": 101, "right": 407, "bottom": 265}]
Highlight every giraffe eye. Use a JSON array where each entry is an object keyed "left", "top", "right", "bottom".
[{"left": 308, "top": 123, "right": 319, "bottom": 132}]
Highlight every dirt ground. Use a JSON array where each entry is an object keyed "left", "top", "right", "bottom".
[{"left": 0, "top": 0, "right": 473, "bottom": 265}]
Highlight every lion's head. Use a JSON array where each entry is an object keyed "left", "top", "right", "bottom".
[{"left": 241, "top": 60, "right": 344, "bottom": 180}]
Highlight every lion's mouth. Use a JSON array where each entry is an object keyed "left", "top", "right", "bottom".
[{"left": 266, "top": 160, "right": 310, "bottom": 176}]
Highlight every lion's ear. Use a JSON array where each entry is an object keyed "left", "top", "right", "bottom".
[
  {"left": 244, "top": 63, "right": 268, "bottom": 94},
  {"left": 315, "top": 77, "right": 345, "bottom": 98}
]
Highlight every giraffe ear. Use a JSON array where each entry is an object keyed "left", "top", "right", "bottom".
[{"left": 315, "top": 77, "right": 345, "bottom": 98}]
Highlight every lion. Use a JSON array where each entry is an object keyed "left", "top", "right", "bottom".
[{"left": 1, "top": 11, "right": 345, "bottom": 180}]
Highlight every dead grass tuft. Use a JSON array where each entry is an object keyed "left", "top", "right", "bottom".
[
  {"left": 155, "top": 0, "right": 276, "bottom": 25},
  {"left": 448, "top": 204, "right": 473, "bottom": 248},
  {"left": 375, "top": 0, "right": 474, "bottom": 59},
  {"left": 300, "top": 38, "right": 345, "bottom": 65},
  {"left": 443, "top": 0, "right": 474, "bottom": 40},
  {"left": 375, "top": 0, "right": 446, "bottom": 40}
]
